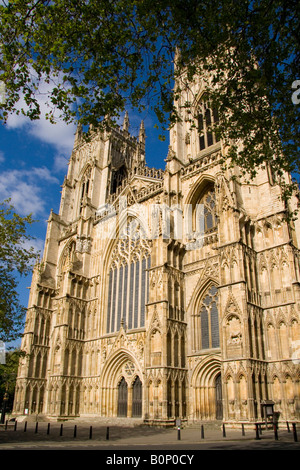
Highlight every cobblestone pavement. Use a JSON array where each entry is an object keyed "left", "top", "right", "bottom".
[{"left": 0, "top": 418, "right": 299, "bottom": 453}]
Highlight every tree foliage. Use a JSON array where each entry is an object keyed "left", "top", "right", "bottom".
[
  {"left": 0, "top": 348, "right": 24, "bottom": 410},
  {"left": 0, "top": 200, "right": 38, "bottom": 343},
  {"left": 0, "top": 1, "right": 299, "bottom": 203}
]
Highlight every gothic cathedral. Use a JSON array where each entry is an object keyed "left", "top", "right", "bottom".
[{"left": 13, "top": 71, "right": 300, "bottom": 426}]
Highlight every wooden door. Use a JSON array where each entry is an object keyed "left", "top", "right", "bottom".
[{"left": 117, "top": 377, "right": 128, "bottom": 417}]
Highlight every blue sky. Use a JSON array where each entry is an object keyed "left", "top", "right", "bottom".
[{"left": 0, "top": 90, "right": 169, "bottom": 348}]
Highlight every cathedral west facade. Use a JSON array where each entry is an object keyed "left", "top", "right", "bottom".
[{"left": 13, "top": 73, "right": 300, "bottom": 426}]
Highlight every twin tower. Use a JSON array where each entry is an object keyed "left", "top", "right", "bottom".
[{"left": 13, "top": 72, "right": 300, "bottom": 426}]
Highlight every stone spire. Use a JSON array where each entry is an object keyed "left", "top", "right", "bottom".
[
  {"left": 74, "top": 122, "right": 82, "bottom": 146},
  {"left": 138, "top": 120, "right": 145, "bottom": 144},
  {"left": 122, "top": 111, "right": 129, "bottom": 132}
]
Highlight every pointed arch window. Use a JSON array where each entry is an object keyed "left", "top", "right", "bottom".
[
  {"left": 79, "top": 167, "right": 91, "bottom": 214},
  {"left": 192, "top": 184, "right": 218, "bottom": 236},
  {"left": 193, "top": 285, "right": 220, "bottom": 351},
  {"left": 106, "top": 222, "right": 151, "bottom": 334},
  {"left": 197, "top": 99, "right": 220, "bottom": 151},
  {"left": 201, "top": 187, "right": 217, "bottom": 233},
  {"left": 111, "top": 164, "right": 128, "bottom": 194}
]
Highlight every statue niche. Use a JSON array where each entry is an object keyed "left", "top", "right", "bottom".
[{"left": 226, "top": 314, "right": 243, "bottom": 358}]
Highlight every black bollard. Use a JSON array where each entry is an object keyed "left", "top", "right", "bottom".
[
  {"left": 74, "top": 425, "right": 77, "bottom": 438},
  {"left": 242, "top": 424, "right": 245, "bottom": 436},
  {"left": 222, "top": 424, "right": 226, "bottom": 437},
  {"left": 89, "top": 425, "right": 92, "bottom": 439},
  {"left": 14, "top": 421, "right": 17, "bottom": 431},
  {"left": 286, "top": 421, "right": 290, "bottom": 433},
  {"left": 177, "top": 426, "right": 181, "bottom": 440},
  {"left": 60, "top": 423, "right": 63, "bottom": 436},
  {"left": 24, "top": 421, "right": 27, "bottom": 432},
  {"left": 292, "top": 423, "right": 298, "bottom": 442},
  {"left": 47, "top": 423, "right": 50, "bottom": 435},
  {"left": 106, "top": 426, "right": 109, "bottom": 440},
  {"left": 273, "top": 423, "right": 278, "bottom": 440},
  {"left": 35, "top": 422, "right": 38, "bottom": 433},
  {"left": 255, "top": 423, "right": 260, "bottom": 440},
  {"left": 5, "top": 420, "right": 8, "bottom": 430},
  {"left": 201, "top": 424, "right": 204, "bottom": 439}
]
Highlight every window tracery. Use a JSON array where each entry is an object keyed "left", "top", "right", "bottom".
[
  {"left": 197, "top": 99, "right": 220, "bottom": 151},
  {"left": 106, "top": 220, "right": 151, "bottom": 333},
  {"left": 201, "top": 188, "right": 217, "bottom": 233},
  {"left": 193, "top": 285, "right": 220, "bottom": 350},
  {"left": 193, "top": 185, "right": 218, "bottom": 236}
]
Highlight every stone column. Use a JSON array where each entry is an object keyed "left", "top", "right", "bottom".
[
  {"left": 127, "top": 385, "right": 133, "bottom": 418},
  {"left": 161, "top": 373, "right": 168, "bottom": 420}
]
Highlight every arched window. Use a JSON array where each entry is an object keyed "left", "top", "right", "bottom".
[
  {"left": 201, "top": 187, "right": 217, "bottom": 233},
  {"left": 106, "top": 221, "right": 151, "bottom": 334},
  {"left": 111, "top": 164, "right": 127, "bottom": 194},
  {"left": 192, "top": 184, "right": 218, "bottom": 236},
  {"left": 79, "top": 167, "right": 91, "bottom": 214},
  {"left": 194, "top": 285, "right": 220, "bottom": 350},
  {"left": 197, "top": 99, "right": 220, "bottom": 151}
]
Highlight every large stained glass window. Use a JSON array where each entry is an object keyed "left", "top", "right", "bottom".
[{"left": 106, "top": 220, "right": 151, "bottom": 333}]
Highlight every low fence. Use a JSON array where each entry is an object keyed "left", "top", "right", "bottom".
[{"left": 0, "top": 419, "right": 298, "bottom": 444}]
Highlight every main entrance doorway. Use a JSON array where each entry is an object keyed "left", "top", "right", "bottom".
[
  {"left": 117, "top": 376, "right": 143, "bottom": 417},
  {"left": 117, "top": 377, "right": 128, "bottom": 417},
  {"left": 215, "top": 374, "right": 223, "bottom": 420}
]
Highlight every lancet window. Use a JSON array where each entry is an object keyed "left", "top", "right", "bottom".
[
  {"left": 193, "top": 285, "right": 220, "bottom": 351},
  {"left": 201, "top": 187, "right": 217, "bottom": 233},
  {"left": 79, "top": 167, "right": 91, "bottom": 214},
  {"left": 110, "top": 164, "right": 127, "bottom": 194},
  {"left": 193, "top": 184, "right": 217, "bottom": 236},
  {"left": 197, "top": 99, "right": 220, "bottom": 151},
  {"left": 106, "top": 220, "right": 151, "bottom": 333}
]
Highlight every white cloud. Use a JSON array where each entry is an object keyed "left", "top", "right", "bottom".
[
  {"left": 30, "top": 166, "right": 60, "bottom": 184},
  {"left": 6, "top": 71, "right": 76, "bottom": 158},
  {"left": 21, "top": 236, "right": 45, "bottom": 257},
  {"left": 0, "top": 167, "right": 59, "bottom": 216},
  {"left": 1, "top": 72, "right": 76, "bottom": 220},
  {"left": 53, "top": 153, "right": 70, "bottom": 173}
]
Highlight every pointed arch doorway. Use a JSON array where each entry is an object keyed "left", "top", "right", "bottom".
[
  {"left": 100, "top": 351, "right": 144, "bottom": 418},
  {"left": 191, "top": 355, "right": 222, "bottom": 420}
]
